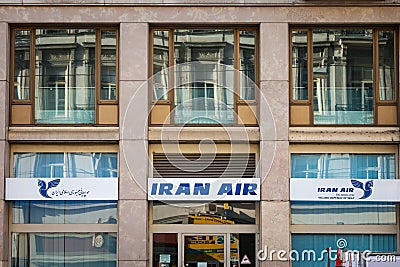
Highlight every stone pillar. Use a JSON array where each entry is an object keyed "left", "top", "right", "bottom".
[
  {"left": 0, "top": 22, "right": 9, "bottom": 267},
  {"left": 259, "top": 23, "right": 290, "bottom": 267},
  {"left": 118, "top": 22, "right": 149, "bottom": 267}
]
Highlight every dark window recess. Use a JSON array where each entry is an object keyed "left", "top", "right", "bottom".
[{"left": 153, "top": 153, "right": 256, "bottom": 178}]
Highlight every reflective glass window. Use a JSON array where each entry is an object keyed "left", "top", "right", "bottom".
[
  {"left": 291, "top": 153, "right": 395, "bottom": 179},
  {"left": 291, "top": 30, "right": 308, "bottom": 101},
  {"left": 379, "top": 30, "right": 395, "bottom": 101},
  {"left": 312, "top": 29, "right": 374, "bottom": 124},
  {"left": 13, "top": 152, "right": 118, "bottom": 178},
  {"left": 291, "top": 234, "right": 396, "bottom": 267},
  {"left": 11, "top": 232, "right": 117, "bottom": 267},
  {"left": 35, "top": 29, "right": 96, "bottom": 124},
  {"left": 291, "top": 201, "right": 396, "bottom": 225},
  {"left": 152, "top": 201, "right": 256, "bottom": 224},
  {"left": 13, "top": 30, "right": 31, "bottom": 100},
  {"left": 100, "top": 30, "right": 117, "bottom": 101},
  {"left": 153, "top": 30, "right": 169, "bottom": 100},
  {"left": 12, "top": 200, "right": 117, "bottom": 224}
]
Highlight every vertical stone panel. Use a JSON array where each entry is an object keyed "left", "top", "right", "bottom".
[
  {"left": 118, "top": 200, "right": 148, "bottom": 261},
  {"left": 120, "top": 81, "right": 149, "bottom": 140},
  {"left": 119, "top": 140, "right": 148, "bottom": 200},
  {"left": 260, "top": 141, "right": 289, "bottom": 201},
  {"left": 119, "top": 23, "right": 149, "bottom": 81},
  {"left": 260, "top": 201, "right": 290, "bottom": 263},
  {"left": 259, "top": 23, "right": 289, "bottom": 82}
]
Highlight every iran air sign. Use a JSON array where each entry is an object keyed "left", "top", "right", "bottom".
[
  {"left": 290, "top": 178, "right": 400, "bottom": 202},
  {"left": 148, "top": 178, "right": 260, "bottom": 201}
]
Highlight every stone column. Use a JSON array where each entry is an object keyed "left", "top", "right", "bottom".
[
  {"left": 0, "top": 22, "right": 9, "bottom": 267},
  {"left": 259, "top": 23, "right": 290, "bottom": 267},
  {"left": 118, "top": 22, "right": 149, "bottom": 267}
]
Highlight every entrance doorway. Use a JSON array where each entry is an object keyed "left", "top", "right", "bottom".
[{"left": 152, "top": 232, "right": 256, "bottom": 267}]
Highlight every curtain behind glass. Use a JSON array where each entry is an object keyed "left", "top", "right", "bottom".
[
  {"left": 12, "top": 152, "right": 118, "bottom": 224},
  {"left": 291, "top": 201, "right": 396, "bottom": 225},
  {"left": 313, "top": 29, "right": 374, "bottom": 124},
  {"left": 12, "top": 233, "right": 117, "bottom": 267},
  {"left": 34, "top": 29, "right": 96, "bottom": 124},
  {"left": 291, "top": 154, "right": 395, "bottom": 179},
  {"left": 292, "top": 234, "right": 396, "bottom": 267},
  {"left": 13, "top": 152, "right": 117, "bottom": 178}
]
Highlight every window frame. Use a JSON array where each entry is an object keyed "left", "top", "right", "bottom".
[
  {"left": 10, "top": 26, "right": 119, "bottom": 126},
  {"left": 149, "top": 26, "right": 259, "bottom": 126},
  {"left": 289, "top": 26, "right": 399, "bottom": 126},
  {"left": 9, "top": 144, "right": 118, "bottom": 265}
]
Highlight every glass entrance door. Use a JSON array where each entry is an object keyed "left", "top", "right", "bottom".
[{"left": 183, "top": 235, "right": 226, "bottom": 267}]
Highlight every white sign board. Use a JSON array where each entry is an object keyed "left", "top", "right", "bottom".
[
  {"left": 6, "top": 178, "right": 118, "bottom": 200},
  {"left": 291, "top": 179, "right": 400, "bottom": 202},
  {"left": 148, "top": 178, "right": 260, "bottom": 201}
]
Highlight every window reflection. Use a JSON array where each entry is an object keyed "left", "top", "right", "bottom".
[
  {"left": 312, "top": 29, "right": 374, "bottom": 124},
  {"left": 152, "top": 201, "right": 256, "bottom": 224},
  {"left": 13, "top": 152, "right": 118, "bottom": 178},
  {"left": 34, "top": 29, "right": 96, "bottom": 124},
  {"left": 291, "top": 30, "right": 308, "bottom": 101},
  {"left": 291, "top": 201, "right": 396, "bottom": 225},
  {"left": 12, "top": 200, "right": 117, "bottom": 224},
  {"left": 153, "top": 30, "right": 169, "bottom": 100},
  {"left": 378, "top": 30, "right": 395, "bottom": 101},
  {"left": 291, "top": 153, "right": 395, "bottom": 179},
  {"left": 12, "top": 232, "right": 117, "bottom": 267},
  {"left": 13, "top": 30, "right": 31, "bottom": 100},
  {"left": 100, "top": 30, "right": 117, "bottom": 101}
]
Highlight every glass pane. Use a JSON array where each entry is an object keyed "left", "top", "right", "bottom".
[
  {"left": 291, "top": 30, "right": 308, "bottom": 100},
  {"left": 239, "top": 30, "right": 256, "bottom": 100},
  {"left": 153, "top": 201, "right": 256, "bottom": 224},
  {"left": 12, "top": 200, "right": 117, "bottom": 224},
  {"left": 379, "top": 30, "right": 395, "bottom": 101},
  {"left": 291, "top": 153, "right": 395, "bottom": 179},
  {"left": 35, "top": 29, "right": 96, "bottom": 124},
  {"left": 153, "top": 30, "right": 169, "bottom": 100},
  {"left": 153, "top": 234, "right": 178, "bottom": 267},
  {"left": 12, "top": 232, "right": 117, "bottom": 267},
  {"left": 174, "top": 29, "right": 235, "bottom": 124},
  {"left": 230, "top": 234, "right": 255, "bottom": 267},
  {"left": 100, "top": 30, "right": 117, "bottom": 101},
  {"left": 313, "top": 29, "right": 374, "bottom": 124},
  {"left": 291, "top": 201, "right": 396, "bottom": 224},
  {"left": 184, "top": 235, "right": 224, "bottom": 267},
  {"left": 291, "top": 234, "right": 396, "bottom": 267},
  {"left": 13, "top": 30, "right": 31, "bottom": 100},
  {"left": 13, "top": 152, "right": 118, "bottom": 178}
]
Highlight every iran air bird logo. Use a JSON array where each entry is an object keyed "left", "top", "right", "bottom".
[
  {"left": 37, "top": 179, "right": 61, "bottom": 198},
  {"left": 351, "top": 180, "right": 374, "bottom": 199}
]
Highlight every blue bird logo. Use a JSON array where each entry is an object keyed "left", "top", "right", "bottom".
[
  {"left": 37, "top": 179, "right": 61, "bottom": 198},
  {"left": 351, "top": 179, "right": 374, "bottom": 199}
]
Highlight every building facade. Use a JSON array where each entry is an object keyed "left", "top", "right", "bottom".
[{"left": 0, "top": 1, "right": 400, "bottom": 267}]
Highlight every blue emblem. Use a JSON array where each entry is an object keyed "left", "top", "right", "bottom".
[
  {"left": 351, "top": 179, "right": 374, "bottom": 199},
  {"left": 38, "top": 179, "right": 61, "bottom": 198}
]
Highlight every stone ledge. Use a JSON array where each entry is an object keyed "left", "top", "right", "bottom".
[
  {"left": 289, "top": 127, "right": 400, "bottom": 143},
  {"left": 149, "top": 126, "right": 260, "bottom": 142},
  {"left": 8, "top": 127, "right": 119, "bottom": 142}
]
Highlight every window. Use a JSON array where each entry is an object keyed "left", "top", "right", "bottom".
[
  {"left": 290, "top": 146, "right": 398, "bottom": 266},
  {"left": 291, "top": 153, "right": 396, "bottom": 179},
  {"left": 11, "top": 27, "right": 118, "bottom": 125},
  {"left": 10, "top": 146, "right": 118, "bottom": 267},
  {"left": 291, "top": 234, "right": 396, "bottom": 267},
  {"left": 290, "top": 28, "right": 397, "bottom": 126},
  {"left": 150, "top": 28, "right": 257, "bottom": 125}
]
